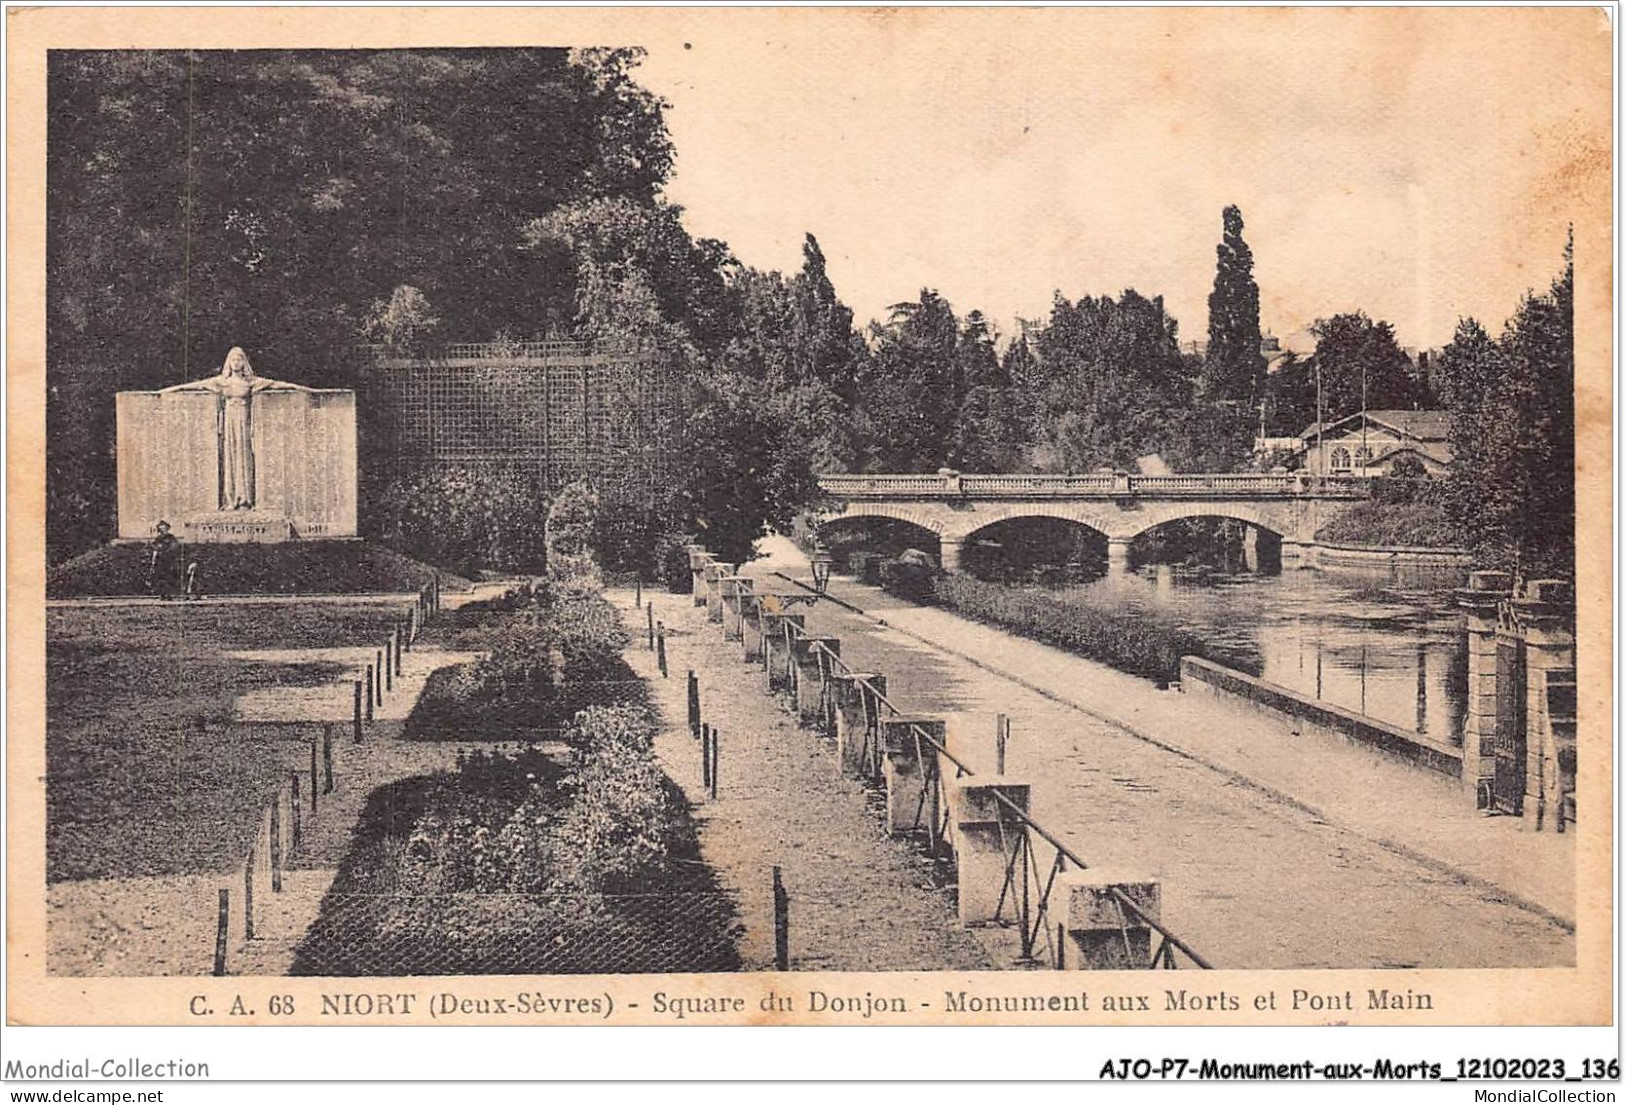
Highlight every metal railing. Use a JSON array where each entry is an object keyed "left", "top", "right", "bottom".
[
  {"left": 739, "top": 587, "right": 1211, "bottom": 970},
  {"left": 817, "top": 471, "right": 1370, "bottom": 500}
]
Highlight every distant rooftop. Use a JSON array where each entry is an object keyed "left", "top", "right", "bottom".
[{"left": 1300, "top": 409, "right": 1450, "bottom": 442}]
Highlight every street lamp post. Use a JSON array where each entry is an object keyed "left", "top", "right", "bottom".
[
  {"left": 810, "top": 540, "right": 834, "bottom": 597},
  {"left": 778, "top": 538, "right": 836, "bottom": 609}
]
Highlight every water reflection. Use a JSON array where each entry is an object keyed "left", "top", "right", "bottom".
[{"left": 1065, "top": 567, "right": 1468, "bottom": 742}]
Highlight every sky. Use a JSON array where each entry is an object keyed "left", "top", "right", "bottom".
[{"left": 630, "top": 7, "right": 1609, "bottom": 352}]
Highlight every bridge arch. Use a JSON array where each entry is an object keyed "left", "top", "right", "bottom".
[
  {"left": 817, "top": 501, "right": 946, "bottom": 536},
  {"left": 1117, "top": 502, "right": 1290, "bottom": 543},
  {"left": 954, "top": 502, "right": 1118, "bottom": 544},
  {"left": 955, "top": 509, "right": 1112, "bottom": 582},
  {"left": 814, "top": 507, "right": 944, "bottom": 567}
]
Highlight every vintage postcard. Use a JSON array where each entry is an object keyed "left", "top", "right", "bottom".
[{"left": 5, "top": 5, "right": 1613, "bottom": 1035}]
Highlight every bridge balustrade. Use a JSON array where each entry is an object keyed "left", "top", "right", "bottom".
[{"left": 818, "top": 472, "right": 1370, "bottom": 500}]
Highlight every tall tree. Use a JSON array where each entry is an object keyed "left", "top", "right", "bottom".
[
  {"left": 789, "top": 234, "right": 864, "bottom": 402},
  {"left": 1201, "top": 205, "right": 1265, "bottom": 403},
  {"left": 1028, "top": 289, "right": 1191, "bottom": 471},
  {"left": 1305, "top": 311, "right": 1422, "bottom": 422},
  {"left": 857, "top": 290, "right": 962, "bottom": 472},
  {"left": 1438, "top": 237, "right": 1574, "bottom": 577}
]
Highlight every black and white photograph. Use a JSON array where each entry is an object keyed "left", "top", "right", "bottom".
[{"left": 6, "top": 4, "right": 1611, "bottom": 1039}]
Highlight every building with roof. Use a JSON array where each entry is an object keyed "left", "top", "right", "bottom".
[{"left": 1295, "top": 409, "right": 1452, "bottom": 477}]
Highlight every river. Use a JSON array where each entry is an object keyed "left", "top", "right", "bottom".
[{"left": 1061, "top": 564, "right": 1469, "bottom": 742}]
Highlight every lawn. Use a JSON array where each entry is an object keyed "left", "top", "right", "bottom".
[{"left": 46, "top": 600, "right": 416, "bottom": 882}]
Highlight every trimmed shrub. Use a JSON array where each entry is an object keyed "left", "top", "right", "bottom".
[
  {"left": 546, "top": 479, "right": 601, "bottom": 584},
  {"left": 932, "top": 574, "right": 1210, "bottom": 687},
  {"left": 876, "top": 551, "right": 940, "bottom": 602}
]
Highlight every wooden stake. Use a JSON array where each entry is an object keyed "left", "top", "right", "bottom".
[
  {"left": 213, "top": 889, "right": 230, "bottom": 976},
  {"left": 773, "top": 866, "right": 790, "bottom": 971},
  {"left": 269, "top": 801, "right": 283, "bottom": 893}
]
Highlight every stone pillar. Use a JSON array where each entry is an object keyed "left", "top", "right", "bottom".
[
  {"left": 688, "top": 546, "right": 710, "bottom": 607},
  {"left": 881, "top": 716, "right": 944, "bottom": 837},
  {"left": 740, "top": 593, "right": 765, "bottom": 662},
  {"left": 1056, "top": 869, "right": 1162, "bottom": 970},
  {"left": 719, "top": 576, "right": 748, "bottom": 641},
  {"left": 938, "top": 538, "right": 964, "bottom": 574},
  {"left": 1517, "top": 580, "right": 1575, "bottom": 831},
  {"left": 1242, "top": 526, "right": 1260, "bottom": 573},
  {"left": 791, "top": 636, "right": 840, "bottom": 722},
  {"left": 833, "top": 673, "right": 886, "bottom": 776},
  {"left": 704, "top": 562, "right": 735, "bottom": 622},
  {"left": 760, "top": 613, "right": 805, "bottom": 690},
  {"left": 1456, "top": 569, "right": 1511, "bottom": 804},
  {"left": 1106, "top": 539, "right": 1132, "bottom": 577},
  {"left": 950, "top": 778, "right": 1031, "bottom": 925},
  {"left": 943, "top": 711, "right": 1002, "bottom": 775}
]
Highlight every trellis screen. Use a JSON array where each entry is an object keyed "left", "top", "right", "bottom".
[{"left": 364, "top": 341, "right": 681, "bottom": 496}]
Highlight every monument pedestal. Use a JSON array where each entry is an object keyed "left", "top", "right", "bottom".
[{"left": 182, "top": 512, "right": 295, "bottom": 544}]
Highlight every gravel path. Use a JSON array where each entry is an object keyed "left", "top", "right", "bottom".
[{"left": 618, "top": 589, "right": 994, "bottom": 972}]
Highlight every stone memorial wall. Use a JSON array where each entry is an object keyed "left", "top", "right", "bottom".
[{"left": 116, "top": 388, "right": 357, "bottom": 541}]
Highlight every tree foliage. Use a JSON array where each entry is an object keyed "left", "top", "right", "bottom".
[
  {"left": 1436, "top": 239, "right": 1574, "bottom": 578},
  {"left": 47, "top": 47, "right": 676, "bottom": 561},
  {"left": 1027, "top": 290, "right": 1191, "bottom": 471},
  {"left": 1202, "top": 205, "right": 1265, "bottom": 402},
  {"left": 1303, "top": 311, "right": 1423, "bottom": 422}
]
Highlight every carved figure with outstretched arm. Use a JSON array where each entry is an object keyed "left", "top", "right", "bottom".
[{"left": 160, "top": 347, "right": 312, "bottom": 510}]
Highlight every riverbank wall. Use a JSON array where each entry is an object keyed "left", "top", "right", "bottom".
[
  {"left": 1281, "top": 540, "right": 1472, "bottom": 587},
  {"left": 1179, "top": 655, "right": 1463, "bottom": 779}
]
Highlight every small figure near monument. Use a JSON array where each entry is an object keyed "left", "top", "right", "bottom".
[
  {"left": 159, "top": 347, "right": 312, "bottom": 511},
  {"left": 145, "top": 520, "right": 182, "bottom": 600}
]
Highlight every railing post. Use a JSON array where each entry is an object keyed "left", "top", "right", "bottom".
[
  {"left": 881, "top": 717, "right": 943, "bottom": 837},
  {"left": 719, "top": 575, "right": 749, "bottom": 641},
  {"left": 740, "top": 594, "right": 765, "bottom": 662},
  {"left": 791, "top": 637, "right": 839, "bottom": 722},
  {"left": 687, "top": 545, "right": 710, "bottom": 607},
  {"left": 704, "top": 562, "right": 735, "bottom": 622},
  {"left": 760, "top": 613, "right": 805, "bottom": 690},
  {"left": 833, "top": 673, "right": 885, "bottom": 776},
  {"left": 951, "top": 779, "right": 1032, "bottom": 925},
  {"left": 1055, "top": 872, "right": 1162, "bottom": 970}
]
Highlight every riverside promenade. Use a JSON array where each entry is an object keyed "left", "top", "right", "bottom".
[
  {"left": 609, "top": 587, "right": 994, "bottom": 972},
  {"left": 732, "top": 538, "right": 1572, "bottom": 971}
]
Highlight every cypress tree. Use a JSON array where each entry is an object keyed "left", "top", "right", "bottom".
[{"left": 1203, "top": 205, "right": 1266, "bottom": 403}]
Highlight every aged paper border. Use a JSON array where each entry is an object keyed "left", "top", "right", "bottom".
[{"left": 5, "top": 5, "right": 1614, "bottom": 1028}]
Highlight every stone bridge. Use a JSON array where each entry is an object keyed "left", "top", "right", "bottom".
[{"left": 813, "top": 471, "right": 1372, "bottom": 572}]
